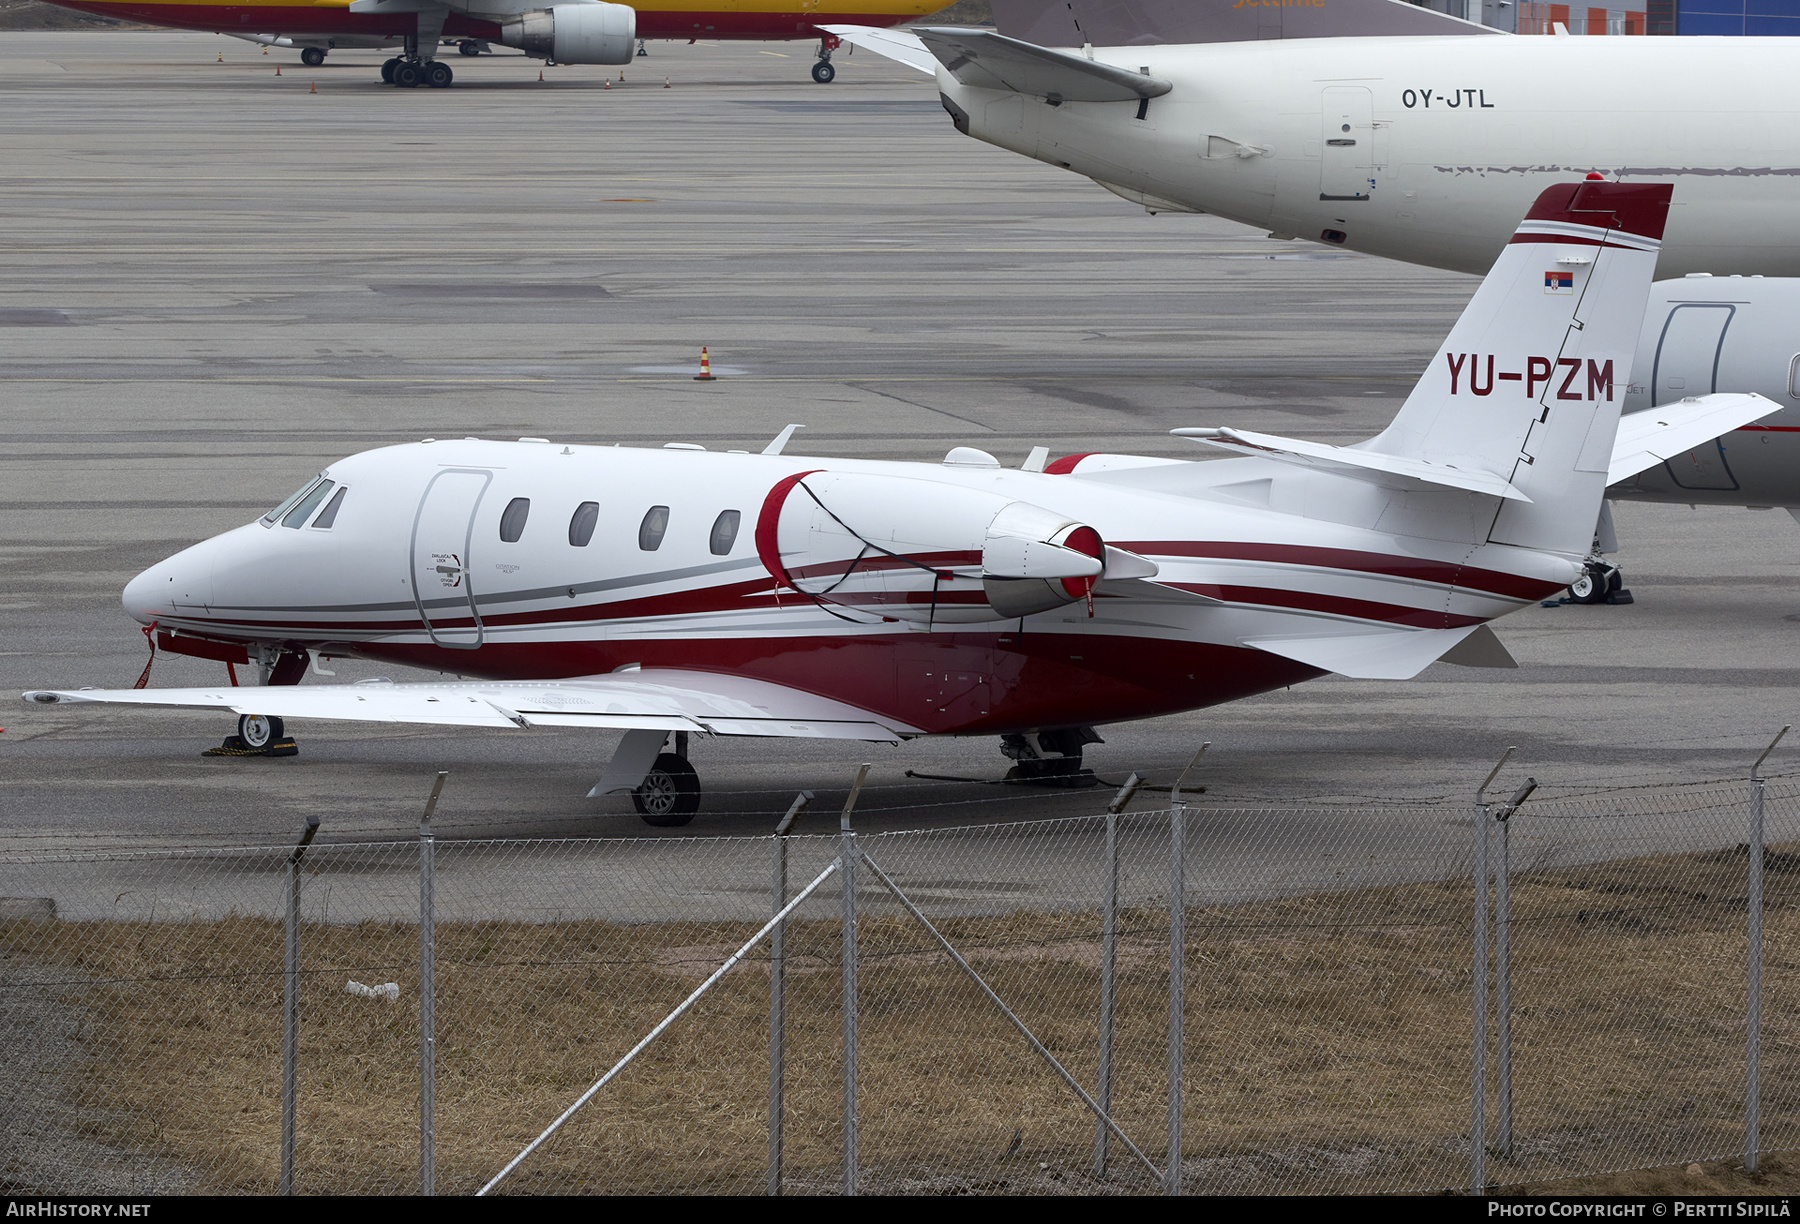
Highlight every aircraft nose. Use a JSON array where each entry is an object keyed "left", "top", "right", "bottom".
[{"left": 122, "top": 547, "right": 214, "bottom": 625}]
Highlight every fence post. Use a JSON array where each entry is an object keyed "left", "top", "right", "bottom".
[
  {"left": 1470, "top": 748, "right": 1513, "bottom": 1194},
  {"left": 1748, "top": 726, "right": 1789, "bottom": 1174},
  {"left": 417, "top": 772, "right": 447, "bottom": 1196},
  {"left": 1493, "top": 778, "right": 1535, "bottom": 1162},
  {"left": 840, "top": 764, "right": 869, "bottom": 1197},
  {"left": 281, "top": 814, "right": 321, "bottom": 1197},
  {"left": 1094, "top": 772, "right": 1142, "bottom": 1179},
  {"left": 770, "top": 790, "right": 811, "bottom": 1197}
]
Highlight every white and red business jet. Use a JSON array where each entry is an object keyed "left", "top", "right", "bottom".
[{"left": 24, "top": 183, "right": 1773, "bottom": 825}]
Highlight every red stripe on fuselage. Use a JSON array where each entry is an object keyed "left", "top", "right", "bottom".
[{"left": 1116, "top": 541, "right": 1564, "bottom": 602}]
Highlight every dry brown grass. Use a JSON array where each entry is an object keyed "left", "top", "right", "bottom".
[{"left": 5, "top": 840, "right": 1799, "bottom": 1195}]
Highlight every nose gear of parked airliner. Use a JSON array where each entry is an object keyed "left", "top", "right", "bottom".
[{"left": 812, "top": 33, "right": 839, "bottom": 84}]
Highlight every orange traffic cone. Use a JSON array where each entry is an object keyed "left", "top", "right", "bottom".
[
  {"left": 694, "top": 348, "right": 716, "bottom": 382},
  {"left": 310, "top": 81, "right": 316, "bottom": 94},
  {"left": 262, "top": 46, "right": 268, "bottom": 55},
  {"left": 275, "top": 65, "right": 282, "bottom": 76},
  {"left": 663, "top": 76, "right": 670, "bottom": 88},
  {"left": 217, "top": 52, "right": 224, "bottom": 62},
  {"left": 538, "top": 69, "right": 544, "bottom": 81},
  {"left": 602, "top": 79, "right": 610, "bottom": 90}
]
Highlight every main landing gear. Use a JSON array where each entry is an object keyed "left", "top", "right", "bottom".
[
  {"left": 300, "top": 47, "right": 326, "bottom": 67},
  {"left": 1000, "top": 728, "right": 1102, "bottom": 788},
  {"left": 204, "top": 713, "right": 299, "bottom": 758},
  {"left": 383, "top": 56, "right": 454, "bottom": 88},
  {"left": 1565, "top": 558, "right": 1634, "bottom": 606},
  {"left": 632, "top": 731, "right": 701, "bottom": 826},
  {"left": 811, "top": 34, "right": 839, "bottom": 84}
]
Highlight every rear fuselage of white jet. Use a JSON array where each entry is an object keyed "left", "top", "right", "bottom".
[
  {"left": 941, "top": 35, "right": 1800, "bottom": 277},
  {"left": 125, "top": 440, "right": 1576, "bottom": 736}
]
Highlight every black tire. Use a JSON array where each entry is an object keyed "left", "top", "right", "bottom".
[
  {"left": 393, "top": 61, "right": 421, "bottom": 88},
  {"left": 811, "top": 60, "right": 835, "bottom": 84},
  {"left": 381, "top": 56, "right": 399, "bottom": 83},
  {"left": 1567, "top": 561, "right": 1618, "bottom": 605},
  {"left": 237, "top": 714, "right": 284, "bottom": 749},
  {"left": 632, "top": 753, "right": 700, "bottom": 826},
  {"left": 301, "top": 47, "right": 326, "bottom": 67},
  {"left": 458, "top": 40, "right": 481, "bottom": 56},
  {"left": 425, "top": 60, "right": 453, "bottom": 88}
]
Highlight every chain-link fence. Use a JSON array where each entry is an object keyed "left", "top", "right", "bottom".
[{"left": 3, "top": 772, "right": 1797, "bottom": 1195}]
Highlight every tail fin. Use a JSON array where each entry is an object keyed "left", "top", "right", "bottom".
[{"left": 1364, "top": 181, "right": 1672, "bottom": 556}]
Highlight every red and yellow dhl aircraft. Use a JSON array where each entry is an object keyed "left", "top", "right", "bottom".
[{"left": 43, "top": 0, "right": 939, "bottom": 86}]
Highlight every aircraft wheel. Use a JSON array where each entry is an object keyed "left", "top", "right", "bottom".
[
  {"left": 1566, "top": 561, "right": 1620, "bottom": 605},
  {"left": 425, "top": 60, "right": 453, "bottom": 88},
  {"left": 458, "top": 39, "right": 480, "bottom": 56},
  {"left": 301, "top": 47, "right": 326, "bottom": 67},
  {"left": 811, "top": 60, "right": 835, "bottom": 84},
  {"left": 381, "top": 56, "right": 399, "bottom": 83},
  {"left": 632, "top": 753, "right": 700, "bottom": 826},
  {"left": 237, "top": 714, "right": 285, "bottom": 750},
  {"left": 393, "top": 60, "right": 421, "bottom": 88}
]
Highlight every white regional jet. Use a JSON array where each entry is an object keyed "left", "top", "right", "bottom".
[
  {"left": 24, "top": 184, "right": 1775, "bottom": 824},
  {"left": 825, "top": 17, "right": 1800, "bottom": 277}
]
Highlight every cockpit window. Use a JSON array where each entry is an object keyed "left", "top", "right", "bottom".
[
  {"left": 499, "top": 497, "right": 531, "bottom": 543},
  {"left": 569, "top": 501, "right": 599, "bottom": 547},
  {"left": 310, "top": 486, "right": 348, "bottom": 530},
  {"left": 281, "top": 480, "right": 336, "bottom": 529},
  {"left": 638, "top": 505, "right": 670, "bottom": 551},
  {"left": 709, "top": 509, "right": 741, "bottom": 556},
  {"left": 262, "top": 476, "right": 324, "bottom": 527}
]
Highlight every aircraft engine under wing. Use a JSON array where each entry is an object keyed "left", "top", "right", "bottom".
[
  {"left": 24, "top": 669, "right": 915, "bottom": 743},
  {"left": 911, "top": 28, "right": 1172, "bottom": 103},
  {"left": 1608, "top": 393, "right": 1779, "bottom": 485}
]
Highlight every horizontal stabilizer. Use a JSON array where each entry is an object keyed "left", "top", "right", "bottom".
[
  {"left": 24, "top": 669, "right": 911, "bottom": 742},
  {"left": 1242, "top": 623, "right": 1489, "bottom": 680},
  {"left": 1608, "top": 393, "right": 1779, "bottom": 484},
  {"left": 818, "top": 24, "right": 937, "bottom": 75},
  {"left": 1173, "top": 427, "right": 1530, "bottom": 502},
  {"left": 1437, "top": 623, "right": 1518, "bottom": 670},
  {"left": 903, "top": 27, "right": 1173, "bottom": 102}
]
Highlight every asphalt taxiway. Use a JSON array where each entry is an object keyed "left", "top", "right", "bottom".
[{"left": 2, "top": 32, "right": 1796, "bottom": 857}]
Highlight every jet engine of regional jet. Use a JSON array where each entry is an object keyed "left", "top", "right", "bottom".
[
  {"left": 496, "top": 4, "right": 636, "bottom": 65},
  {"left": 758, "top": 471, "right": 1155, "bottom": 624}
]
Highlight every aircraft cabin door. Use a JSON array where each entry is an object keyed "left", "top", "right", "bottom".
[
  {"left": 1320, "top": 86, "right": 1378, "bottom": 203},
  {"left": 1651, "top": 303, "right": 1740, "bottom": 490},
  {"left": 410, "top": 468, "right": 492, "bottom": 648}
]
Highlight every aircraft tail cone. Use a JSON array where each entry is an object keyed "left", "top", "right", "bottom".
[{"left": 694, "top": 347, "right": 716, "bottom": 382}]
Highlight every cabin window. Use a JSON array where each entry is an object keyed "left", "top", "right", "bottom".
[
  {"left": 569, "top": 501, "right": 599, "bottom": 547},
  {"left": 499, "top": 497, "right": 530, "bottom": 543},
  {"left": 639, "top": 505, "right": 670, "bottom": 551},
  {"left": 281, "top": 480, "right": 335, "bottom": 529},
  {"left": 709, "top": 509, "right": 741, "bottom": 556},
  {"left": 262, "top": 476, "right": 324, "bottom": 527},
  {"left": 310, "top": 486, "right": 348, "bottom": 530}
]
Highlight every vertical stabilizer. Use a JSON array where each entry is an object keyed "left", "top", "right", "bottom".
[{"left": 1364, "top": 182, "right": 1671, "bottom": 556}]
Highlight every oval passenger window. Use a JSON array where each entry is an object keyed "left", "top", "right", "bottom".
[
  {"left": 569, "top": 501, "right": 599, "bottom": 547},
  {"left": 310, "top": 486, "right": 348, "bottom": 530},
  {"left": 499, "top": 497, "right": 530, "bottom": 543},
  {"left": 709, "top": 509, "right": 741, "bottom": 556},
  {"left": 639, "top": 505, "right": 670, "bottom": 551},
  {"left": 281, "top": 480, "right": 335, "bottom": 529}
]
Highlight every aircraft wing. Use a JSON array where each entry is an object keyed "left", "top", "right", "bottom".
[
  {"left": 897, "top": 27, "right": 1172, "bottom": 102},
  {"left": 1173, "top": 427, "right": 1530, "bottom": 501},
  {"left": 23, "top": 669, "right": 913, "bottom": 743},
  {"left": 1608, "top": 393, "right": 1780, "bottom": 485},
  {"left": 819, "top": 25, "right": 938, "bottom": 75}
]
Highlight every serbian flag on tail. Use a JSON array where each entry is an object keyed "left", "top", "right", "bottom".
[{"left": 1544, "top": 269, "right": 1575, "bottom": 294}]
